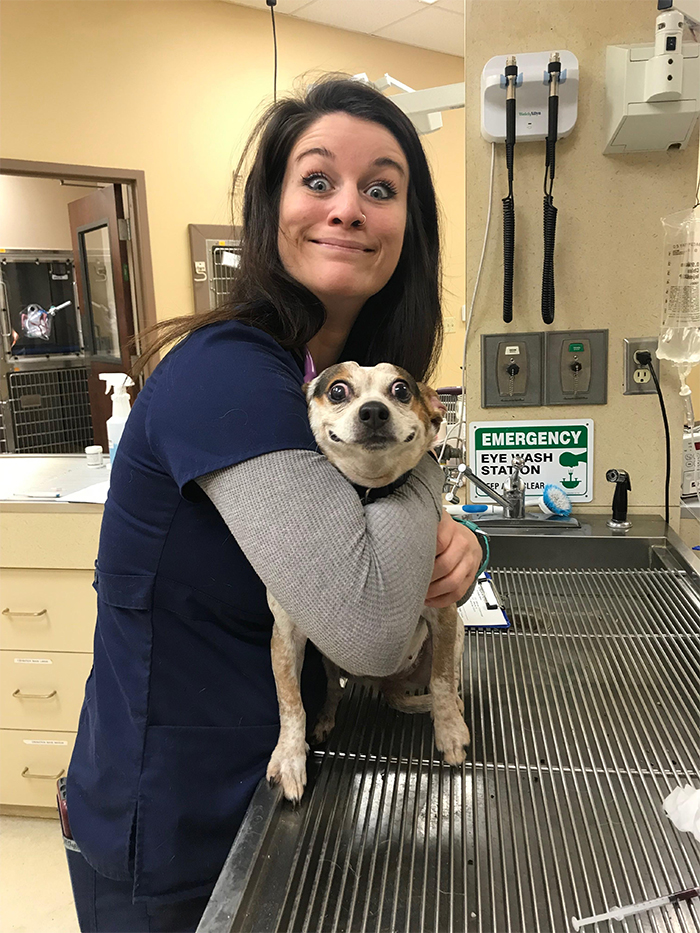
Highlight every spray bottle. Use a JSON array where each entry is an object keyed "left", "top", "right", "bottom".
[{"left": 99, "top": 373, "right": 134, "bottom": 466}]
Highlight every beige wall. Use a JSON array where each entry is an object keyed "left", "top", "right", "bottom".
[
  {"left": 0, "top": 0, "right": 464, "bottom": 380},
  {"left": 465, "top": 0, "right": 699, "bottom": 523},
  {"left": 0, "top": 176, "right": 98, "bottom": 250}
]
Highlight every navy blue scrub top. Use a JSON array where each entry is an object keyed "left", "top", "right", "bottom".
[{"left": 66, "top": 320, "right": 328, "bottom": 906}]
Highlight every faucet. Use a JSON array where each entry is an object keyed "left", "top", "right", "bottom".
[
  {"left": 606, "top": 469, "right": 632, "bottom": 531},
  {"left": 442, "top": 454, "right": 580, "bottom": 528},
  {"left": 447, "top": 457, "right": 526, "bottom": 519}
]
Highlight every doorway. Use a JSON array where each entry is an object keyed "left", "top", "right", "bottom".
[{"left": 0, "top": 159, "right": 157, "bottom": 454}]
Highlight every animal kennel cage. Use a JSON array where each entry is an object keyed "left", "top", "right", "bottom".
[
  {"left": 188, "top": 225, "right": 242, "bottom": 313},
  {"left": 0, "top": 249, "right": 94, "bottom": 453}
]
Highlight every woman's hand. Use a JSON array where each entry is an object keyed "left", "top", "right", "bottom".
[{"left": 424, "top": 510, "right": 483, "bottom": 608}]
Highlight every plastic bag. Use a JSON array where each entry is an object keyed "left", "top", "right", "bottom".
[{"left": 656, "top": 208, "right": 700, "bottom": 368}]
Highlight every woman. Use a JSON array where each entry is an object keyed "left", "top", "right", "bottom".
[{"left": 64, "top": 75, "right": 486, "bottom": 932}]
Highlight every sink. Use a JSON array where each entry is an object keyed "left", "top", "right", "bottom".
[
  {"left": 198, "top": 515, "right": 700, "bottom": 933},
  {"left": 484, "top": 514, "right": 699, "bottom": 575}
]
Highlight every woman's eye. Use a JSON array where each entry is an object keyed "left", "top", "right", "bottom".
[
  {"left": 329, "top": 383, "right": 349, "bottom": 402},
  {"left": 303, "top": 174, "right": 331, "bottom": 193},
  {"left": 392, "top": 381, "right": 411, "bottom": 401},
  {"left": 367, "top": 182, "right": 397, "bottom": 200}
]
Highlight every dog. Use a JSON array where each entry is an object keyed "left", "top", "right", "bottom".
[{"left": 266, "top": 361, "right": 471, "bottom": 802}]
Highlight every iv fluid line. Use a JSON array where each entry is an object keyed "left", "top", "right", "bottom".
[{"left": 438, "top": 141, "right": 497, "bottom": 468}]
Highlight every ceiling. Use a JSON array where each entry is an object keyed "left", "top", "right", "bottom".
[{"left": 223, "top": 0, "right": 464, "bottom": 58}]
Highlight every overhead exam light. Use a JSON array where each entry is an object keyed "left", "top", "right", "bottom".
[{"left": 353, "top": 73, "right": 465, "bottom": 135}]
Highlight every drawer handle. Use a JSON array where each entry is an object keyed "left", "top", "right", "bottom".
[
  {"left": 13, "top": 688, "right": 58, "bottom": 700},
  {"left": 2, "top": 608, "right": 48, "bottom": 618},
  {"left": 21, "top": 767, "right": 65, "bottom": 781}
]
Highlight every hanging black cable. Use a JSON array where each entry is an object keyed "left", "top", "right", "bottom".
[
  {"left": 637, "top": 351, "right": 671, "bottom": 525},
  {"left": 542, "top": 52, "right": 561, "bottom": 326},
  {"left": 266, "top": 0, "right": 278, "bottom": 103},
  {"left": 502, "top": 56, "right": 517, "bottom": 323}
]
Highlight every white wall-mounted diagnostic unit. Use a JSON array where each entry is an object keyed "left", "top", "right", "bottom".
[
  {"left": 604, "top": 4, "right": 700, "bottom": 153},
  {"left": 481, "top": 50, "right": 579, "bottom": 143}
]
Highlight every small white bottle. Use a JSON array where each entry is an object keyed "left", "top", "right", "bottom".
[{"left": 99, "top": 373, "right": 134, "bottom": 466}]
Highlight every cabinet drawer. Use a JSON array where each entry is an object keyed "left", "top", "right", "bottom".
[
  {"left": 1, "top": 568, "right": 96, "bottom": 652},
  {"left": 0, "top": 729, "right": 76, "bottom": 808},
  {"left": 1, "top": 651, "right": 92, "bottom": 732},
  {"left": 0, "top": 510, "right": 102, "bottom": 569}
]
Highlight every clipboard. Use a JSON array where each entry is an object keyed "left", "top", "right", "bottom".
[{"left": 459, "top": 572, "right": 511, "bottom": 630}]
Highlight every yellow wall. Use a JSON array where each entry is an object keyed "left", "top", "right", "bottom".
[
  {"left": 465, "top": 0, "right": 699, "bottom": 521},
  {"left": 0, "top": 0, "right": 464, "bottom": 382}
]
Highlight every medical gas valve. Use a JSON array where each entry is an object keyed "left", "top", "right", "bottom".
[{"left": 496, "top": 341, "right": 529, "bottom": 399}]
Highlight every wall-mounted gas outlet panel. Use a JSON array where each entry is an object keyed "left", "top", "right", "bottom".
[
  {"left": 481, "top": 332, "right": 543, "bottom": 407},
  {"left": 543, "top": 330, "right": 608, "bottom": 405}
]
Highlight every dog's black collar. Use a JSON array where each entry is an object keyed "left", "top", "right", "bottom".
[{"left": 352, "top": 470, "right": 412, "bottom": 505}]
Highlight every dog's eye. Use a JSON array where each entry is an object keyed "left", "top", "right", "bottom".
[
  {"left": 391, "top": 381, "right": 411, "bottom": 402},
  {"left": 329, "top": 382, "right": 349, "bottom": 402}
]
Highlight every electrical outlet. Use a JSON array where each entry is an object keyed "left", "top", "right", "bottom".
[
  {"left": 444, "top": 316, "right": 456, "bottom": 334},
  {"left": 623, "top": 338, "right": 658, "bottom": 395}
]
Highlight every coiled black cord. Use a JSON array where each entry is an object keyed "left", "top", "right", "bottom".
[
  {"left": 542, "top": 189, "right": 557, "bottom": 325},
  {"left": 502, "top": 79, "right": 516, "bottom": 323},
  {"left": 502, "top": 192, "right": 515, "bottom": 323}
]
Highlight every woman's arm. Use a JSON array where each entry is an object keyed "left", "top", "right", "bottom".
[{"left": 196, "top": 449, "right": 444, "bottom": 678}]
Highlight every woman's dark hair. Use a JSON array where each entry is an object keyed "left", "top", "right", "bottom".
[{"left": 131, "top": 73, "right": 443, "bottom": 383}]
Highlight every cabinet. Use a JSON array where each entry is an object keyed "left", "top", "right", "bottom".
[{"left": 0, "top": 506, "right": 102, "bottom": 812}]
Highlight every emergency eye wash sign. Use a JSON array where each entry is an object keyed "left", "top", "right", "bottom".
[{"left": 469, "top": 419, "right": 594, "bottom": 502}]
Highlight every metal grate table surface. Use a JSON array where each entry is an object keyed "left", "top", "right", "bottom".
[{"left": 201, "top": 566, "right": 700, "bottom": 933}]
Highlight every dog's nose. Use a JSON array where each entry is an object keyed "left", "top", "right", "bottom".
[{"left": 358, "top": 401, "right": 390, "bottom": 429}]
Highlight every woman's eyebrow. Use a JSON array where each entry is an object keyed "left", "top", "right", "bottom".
[
  {"left": 373, "top": 156, "right": 406, "bottom": 178},
  {"left": 295, "top": 147, "right": 334, "bottom": 163},
  {"left": 295, "top": 148, "right": 406, "bottom": 178}
]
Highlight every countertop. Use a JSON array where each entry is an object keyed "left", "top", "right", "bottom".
[
  {"left": 0, "top": 454, "right": 697, "bottom": 548},
  {"left": 0, "top": 454, "right": 108, "bottom": 512}
]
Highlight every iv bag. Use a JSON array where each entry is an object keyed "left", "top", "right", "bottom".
[{"left": 656, "top": 208, "right": 700, "bottom": 367}]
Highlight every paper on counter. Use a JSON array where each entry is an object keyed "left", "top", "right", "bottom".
[{"left": 59, "top": 481, "right": 110, "bottom": 504}]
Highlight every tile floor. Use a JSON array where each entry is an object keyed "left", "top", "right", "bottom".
[{"left": 1, "top": 815, "right": 79, "bottom": 933}]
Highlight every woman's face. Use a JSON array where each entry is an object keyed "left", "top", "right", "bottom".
[{"left": 277, "top": 112, "right": 409, "bottom": 315}]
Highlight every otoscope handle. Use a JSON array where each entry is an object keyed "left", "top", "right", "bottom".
[{"left": 546, "top": 94, "right": 558, "bottom": 178}]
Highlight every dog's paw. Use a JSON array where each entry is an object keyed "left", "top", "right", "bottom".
[
  {"left": 267, "top": 741, "right": 310, "bottom": 804},
  {"left": 456, "top": 693, "right": 465, "bottom": 716},
  {"left": 311, "top": 715, "right": 336, "bottom": 745},
  {"left": 434, "top": 715, "right": 471, "bottom": 766}
]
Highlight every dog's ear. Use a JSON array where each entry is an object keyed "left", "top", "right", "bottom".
[
  {"left": 301, "top": 377, "right": 316, "bottom": 400},
  {"left": 417, "top": 383, "right": 446, "bottom": 429}
]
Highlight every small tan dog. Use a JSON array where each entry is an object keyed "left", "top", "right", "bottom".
[{"left": 266, "top": 361, "right": 471, "bottom": 802}]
